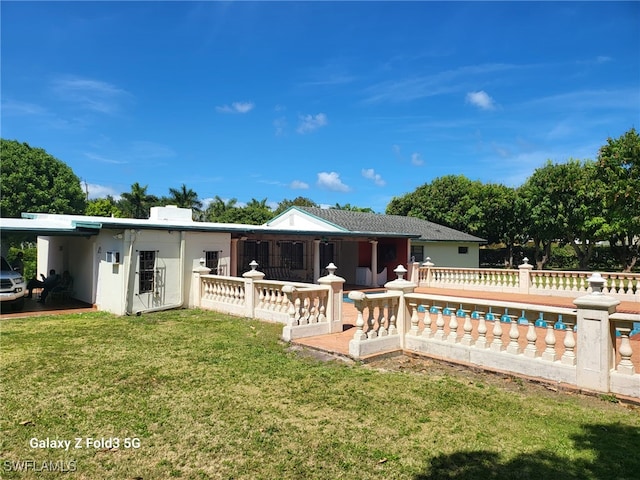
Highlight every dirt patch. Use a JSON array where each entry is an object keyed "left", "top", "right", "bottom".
[{"left": 363, "top": 353, "right": 640, "bottom": 411}]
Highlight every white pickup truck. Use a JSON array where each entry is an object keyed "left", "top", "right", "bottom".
[{"left": 1, "top": 256, "right": 26, "bottom": 311}]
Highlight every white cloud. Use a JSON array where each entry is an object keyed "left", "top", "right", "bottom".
[
  {"left": 86, "top": 183, "right": 121, "bottom": 200},
  {"left": 317, "top": 171, "right": 350, "bottom": 192},
  {"left": 466, "top": 90, "right": 496, "bottom": 110},
  {"left": 361, "top": 168, "right": 386, "bottom": 186},
  {"left": 290, "top": 180, "right": 309, "bottom": 189},
  {"left": 84, "top": 152, "right": 127, "bottom": 165},
  {"left": 296, "top": 113, "right": 328, "bottom": 134},
  {"left": 50, "top": 75, "right": 129, "bottom": 114},
  {"left": 411, "top": 153, "right": 424, "bottom": 166},
  {"left": 216, "top": 101, "right": 255, "bottom": 114}
]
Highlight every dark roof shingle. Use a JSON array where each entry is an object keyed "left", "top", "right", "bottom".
[{"left": 298, "top": 207, "right": 485, "bottom": 242}]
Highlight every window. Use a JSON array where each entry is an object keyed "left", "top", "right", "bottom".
[
  {"left": 139, "top": 250, "right": 156, "bottom": 293},
  {"left": 410, "top": 245, "right": 424, "bottom": 262},
  {"left": 205, "top": 251, "right": 219, "bottom": 274},
  {"left": 280, "top": 241, "right": 304, "bottom": 269},
  {"left": 243, "top": 241, "right": 270, "bottom": 269},
  {"left": 319, "top": 242, "right": 335, "bottom": 269},
  {"left": 458, "top": 246, "right": 469, "bottom": 254}
]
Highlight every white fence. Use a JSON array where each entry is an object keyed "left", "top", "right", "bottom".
[
  {"left": 414, "top": 258, "right": 640, "bottom": 302},
  {"left": 196, "top": 261, "right": 345, "bottom": 342},
  {"left": 195, "top": 261, "right": 639, "bottom": 399},
  {"left": 349, "top": 269, "right": 639, "bottom": 399}
]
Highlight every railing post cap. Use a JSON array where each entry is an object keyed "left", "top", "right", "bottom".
[
  {"left": 588, "top": 272, "right": 606, "bottom": 294},
  {"left": 386, "top": 265, "right": 416, "bottom": 291},
  {"left": 519, "top": 258, "right": 533, "bottom": 270},
  {"left": 193, "top": 257, "right": 212, "bottom": 274},
  {"left": 394, "top": 264, "right": 407, "bottom": 280},
  {"left": 243, "top": 260, "right": 265, "bottom": 279},
  {"left": 318, "top": 262, "right": 346, "bottom": 284},
  {"left": 423, "top": 257, "right": 434, "bottom": 267}
]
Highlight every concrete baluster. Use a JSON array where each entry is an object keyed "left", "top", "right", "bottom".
[
  {"left": 388, "top": 303, "right": 398, "bottom": 336},
  {"left": 617, "top": 328, "right": 635, "bottom": 375},
  {"left": 434, "top": 308, "right": 446, "bottom": 341},
  {"left": 476, "top": 311, "right": 488, "bottom": 349},
  {"left": 378, "top": 301, "right": 388, "bottom": 337},
  {"left": 461, "top": 311, "right": 474, "bottom": 346},
  {"left": 422, "top": 305, "right": 434, "bottom": 338},
  {"left": 490, "top": 314, "right": 503, "bottom": 352},
  {"left": 447, "top": 309, "right": 458, "bottom": 343},
  {"left": 561, "top": 324, "right": 576, "bottom": 366},
  {"left": 349, "top": 291, "right": 367, "bottom": 341},
  {"left": 507, "top": 318, "right": 521, "bottom": 354},
  {"left": 542, "top": 325, "right": 557, "bottom": 362},
  {"left": 409, "top": 302, "right": 420, "bottom": 336},
  {"left": 524, "top": 323, "right": 538, "bottom": 358}
]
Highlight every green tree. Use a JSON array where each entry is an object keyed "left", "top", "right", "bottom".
[
  {"left": 519, "top": 159, "right": 603, "bottom": 270},
  {"left": 204, "top": 196, "right": 239, "bottom": 222},
  {"left": 273, "top": 197, "right": 319, "bottom": 215},
  {"left": 237, "top": 198, "right": 273, "bottom": 225},
  {"left": 594, "top": 128, "right": 640, "bottom": 271},
  {"left": 478, "top": 183, "right": 525, "bottom": 267},
  {"left": 167, "top": 184, "right": 203, "bottom": 217},
  {"left": 332, "top": 203, "right": 375, "bottom": 213},
  {"left": 86, "top": 197, "right": 123, "bottom": 217},
  {"left": 0, "top": 139, "right": 86, "bottom": 217},
  {"left": 119, "top": 182, "right": 158, "bottom": 219},
  {"left": 386, "top": 175, "right": 485, "bottom": 235}
]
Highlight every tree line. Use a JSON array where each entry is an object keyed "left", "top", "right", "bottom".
[
  {"left": 386, "top": 128, "right": 639, "bottom": 272},
  {"left": 1, "top": 128, "right": 638, "bottom": 271}
]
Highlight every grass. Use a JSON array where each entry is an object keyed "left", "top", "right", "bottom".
[{"left": 1, "top": 309, "right": 639, "bottom": 479}]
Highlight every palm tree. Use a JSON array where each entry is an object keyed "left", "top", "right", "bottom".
[
  {"left": 119, "top": 183, "right": 158, "bottom": 219},
  {"left": 205, "top": 196, "right": 238, "bottom": 222},
  {"left": 168, "top": 184, "right": 203, "bottom": 215}
]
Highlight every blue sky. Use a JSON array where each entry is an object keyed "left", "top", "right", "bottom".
[{"left": 2, "top": 1, "right": 639, "bottom": 213}]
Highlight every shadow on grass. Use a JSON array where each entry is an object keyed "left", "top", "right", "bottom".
[{"left": 415, "top": 423, "right": 640, "bottom": 480}]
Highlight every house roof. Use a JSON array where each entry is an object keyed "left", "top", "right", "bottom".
[
  {"left": 290, "top": 207, "right": 486, "bottom": 243},
  {"left": 1, "top": 206, "right": 484, "bottom": 243}
]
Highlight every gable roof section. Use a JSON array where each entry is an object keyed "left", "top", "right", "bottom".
[{"left": 293, "top": 207, "right": 485, "bottom": 243}]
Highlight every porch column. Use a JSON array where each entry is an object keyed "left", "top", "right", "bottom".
[
  {"left": 370, "top": 240, "right": 378, "bottom": 287},
  {"left": 313, "top": 239, "right": 321, "bottom": 283},
  {"left": 230, "top": 238, "right": 239, "bottom": 277}
]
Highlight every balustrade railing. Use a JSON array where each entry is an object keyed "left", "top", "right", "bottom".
[
  {"left": 348, "top": 291, "right": 402, "bottom": 358},
  {"left": 415, "top": 258, "right": 640, "bottom": 302},
  {"left": 197, "top": 261, "right": 639, "bottom": 399},
  {"left": 201, "top": 275, "right": 247, "bottom": 317},
  {"left": 403, "top": 292, "right": 580, "bottom": 384},
  {"left": 196, "top": 261, "right": 345, "bottom": 341}
]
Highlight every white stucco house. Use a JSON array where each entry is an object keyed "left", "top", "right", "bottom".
[{"left": 0, "top": 206, "right": 484, "bottom": 315}]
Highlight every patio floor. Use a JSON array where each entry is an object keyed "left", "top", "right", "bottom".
[{"left": 0, "top": 294, "right": 96, "bottom": 320}]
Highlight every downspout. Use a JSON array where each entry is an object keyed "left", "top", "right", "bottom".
[
  {"left": 129, "top": 230, "right": 186, "bottom": 316},
  {"left": 123, "top": 229, "right": 137, "bottom": 316}
]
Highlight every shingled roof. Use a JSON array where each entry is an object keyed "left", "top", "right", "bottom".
[{"left": 297, "top": 207, "right": 485, "bottom": 243}]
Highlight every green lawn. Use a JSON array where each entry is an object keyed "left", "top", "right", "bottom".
[{"left": 1, "top": 309, "right": 638, "bottom": 479}]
